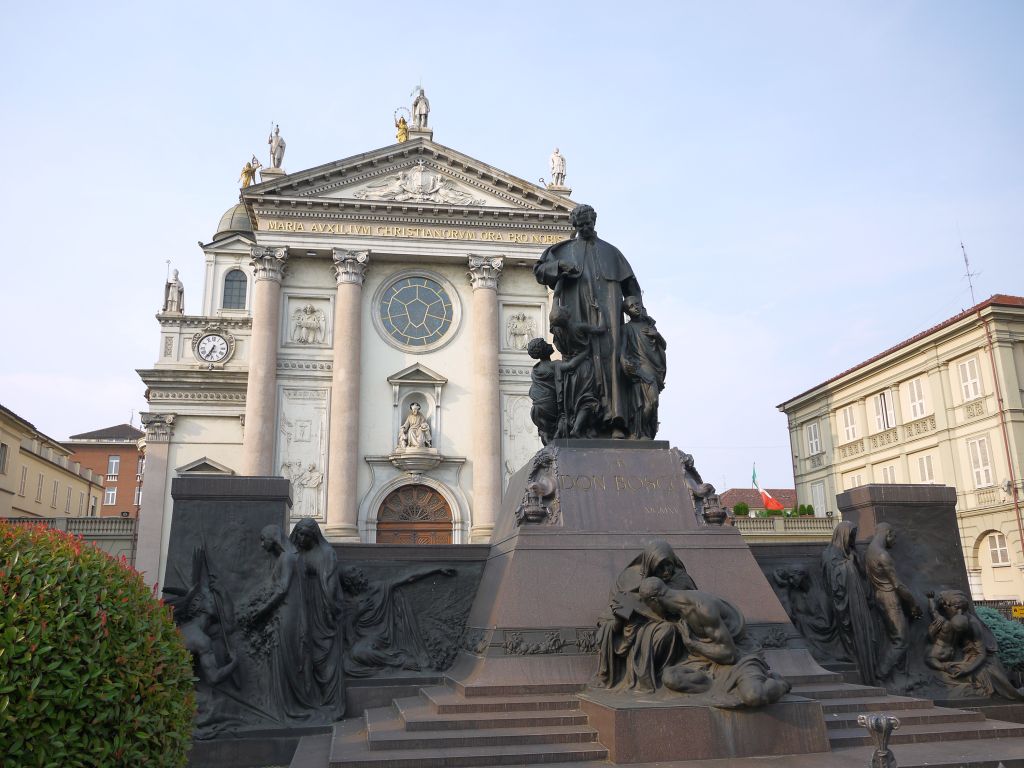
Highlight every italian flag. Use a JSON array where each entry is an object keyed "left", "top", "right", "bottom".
[{"left": 752, "top": 466, "right": 785, "bottom": 511}]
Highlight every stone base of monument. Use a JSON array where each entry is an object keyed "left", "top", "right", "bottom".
[{"left": 578, "top": 690, "right": 830, "bottom": 763}]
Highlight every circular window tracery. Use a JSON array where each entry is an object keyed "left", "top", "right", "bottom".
[{"left": 373, "top": 270, "right": 460, "bottom": 353}]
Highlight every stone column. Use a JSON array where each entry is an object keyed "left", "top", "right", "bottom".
[
  {"left": 325, "top": 249, "right": 370, "bottom": 541},
  {"left": 467, "top": 255, "right": 504, "bottom": 542},
  {"left": 241, "top": 246, "right": 289, "bottom": 476},
  {"left": 134, "top": 413, "right": 175, "bottom": 589}
]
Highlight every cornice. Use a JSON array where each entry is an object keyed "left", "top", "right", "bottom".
[
  {"left": 138, "top": 368, "right": 248, "bottom": 388},
  {"left": 157, "top": 315, "right": 253, "bottom": 329},
  {"left": 249, "top": 200, "right": 571, "bottom": 230}
]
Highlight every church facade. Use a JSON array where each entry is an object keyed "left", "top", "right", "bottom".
[{"left": 136, "top": 130, "right": 575, "bottom": 585}]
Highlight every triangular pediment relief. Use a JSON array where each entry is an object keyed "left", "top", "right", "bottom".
[
  {"left": 387, "top": 362, "right": 448, "bottom": 387},
  {"left": 175, "top": 456, "right": 235, "bottom": 475},
  {"left": 243, "top": 138, "right": 574, "bottom": 214}
]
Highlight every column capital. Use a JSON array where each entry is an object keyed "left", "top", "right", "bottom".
[
  {"left": 250, "top": 246, "right": 289, "bottom": 282},
  {"left": 332, "top": 249, "right": 370, "bottom": 285},
  {"left": 140, "top": 412, "right": 176, "bottom": 443},
  {"left": 467, "top": 255, "right": 504, "bottom": 291}
]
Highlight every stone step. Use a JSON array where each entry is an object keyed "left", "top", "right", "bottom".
[
  {"left": 784, "top": 671, "right": 847, "bottom": 685},
  {"left": 790, "top": 682, "right": 888, "bottom": 699},
  {"left": 419, "top": 686, "right": 581, "bottom": 714},
  {"left": 824, "top": 707, "right": 985, "bottom": 730},
  {"left": 815, "top": 694, "right": 934, "bottom": 713},
  {"left": 395, "top": 697, "right": 589, "bottom": 731},
  {"left": 289, "top": 733, "right": 332, "bottom": 768},
  {"left": 329, "top": 718, "right": 608, "bottom": 768},
  {"left": 828, "top": 719, "right": 1024, "bottom": 749},
  {"left": 365, "top": 708, "right": 598, "bottom": 751},
  {"left": 451, "top": 680, "right": 585, "bottom": 698}
]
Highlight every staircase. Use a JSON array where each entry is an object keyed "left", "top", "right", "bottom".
[
  {"left": 290, "top": 684, "right": 607, "bottom": 768},
  {"left": 291, "top": 672, "right": 1024, "bottom": 768},
  {"left": 790, "top": 672, "right": 1024, "bottom": 754}
]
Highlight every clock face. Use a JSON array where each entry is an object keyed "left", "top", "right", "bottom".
[
  {"left": 379, "top": 275, "right": 455, "bottom": 349},
  {"left": 197, "top": 334, "right": 229, "bottom": 362}
]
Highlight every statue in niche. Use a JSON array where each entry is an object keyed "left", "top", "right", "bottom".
[
  {"left": 592, "top": 540, "right": 697, "bottom": 693},
  {"left": 772, "top": 566, "right": 846, "bottom": 663},
  {"left": 925, "top": 590, "right": 1024, "bottom": 700},
  {"left": 822, "top": 521, "right": 877, "bottom": 685},
  {"left": 291, "top": 304, "right": 326, "bottom": 344},
  {"left": 340, "top": 565, "right": 457, "bottom": 676},
  {"left": 526, "top": 338, "right": 592, "bottom": 444},
  {"left": 620, "top": 296, "right": 667, "bottom": 440},
  {"left": 549, "top": 147, "right": 566, "bottom": 187},
  {"left": 298, "top": 464, "right": 324, "bottom": 518},
  {"left": 534, "top": 204, "right": 642, "bottom": 439},
  {"left": 288, "top": 518, "right": 345, "bottom": 720},
  {"left": 268, "top": 124, "right": 286, "bottom": 168},
  {"left": 865, "top": 523, "right": 922, "bottom": 681},
  {"left": 397, "top": 402, "right": 432, "bottom": 450},
  {"left": 163, "top": 269, "right": 184, "bottom": 313},
  {"left": 411, "top": 86, "right": 430, "bottom": 129},
  {"left": 506, "top": 311, "right": 536, "bottom": 351},
  {"left": 639, "top": 577, "right": 791, "bottom": 707}
]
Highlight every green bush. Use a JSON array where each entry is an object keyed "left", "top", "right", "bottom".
[
  {"left": 0, "top": 522, "right": 195, "bottom": 766},
  {"left": 766, "top": 508, "right": 784, "bottom": 517},
  {"left": 802, "top": 504, "right": 816, "bottom": 516},
  {"left": 732, "top": 502, "right": 750, "bottom": 517},
  {"left": 976, "top": 605, "right": 1024, "bottom": 672}
]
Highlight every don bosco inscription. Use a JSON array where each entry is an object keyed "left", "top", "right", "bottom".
[
  {"left": 557, "top": 473, "right": 681, "bottom": 492},
  {"left": 260, "top": 219, "right": 564, "bottom": 244}
]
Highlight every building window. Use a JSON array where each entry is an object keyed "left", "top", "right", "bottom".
[
  {"left": 805, "top": 422, "right": 821, "bottom": 455},
  {"left": 840, "top": 405, "right": 858, "bottom": 442},
  {"left": 844, "top": 472, "right": 864, "bottom": 490},
  {"left": 134, "top": 485, "right": 142, "bottom": 506},
  {"left": 223, "top": 269, "right": 247, "bottom": 310},
  {"left": 0, "top": 442, "right": 7, "bottom": 474},
  {"left": 917, "top": 454, "right": 934, "bottom": 483},
  {"left": 881, "top": 464, "right": 897, "bottom": 484},
  {"left": 966, "top": 436, "right": 993, "bottom": 487},
  {"left": 89, "top": 496, "right": 98, "bottom": 516},
  {"left": 64, "top": 487, "right": 72, "bottom": 514},
  {"left": 104, "top": 487, "right": 117, "bottom": 506},
  {"left": 811, "top": 481, "right": 827, "bottom": 516},
  {"left": 78, "top": 491, "right": 85, "bottom": 515},
  {"left": 873, "top": 391, "right": 895, "bottom": 431},
  {"left": 137, "top": 456, "right": 145, "bottom": 479},
  {"left": 35, "top": 473, "right": 43, "bottom": 501},
  {"left": 106, "top": 455, "right": 120, "bottom": 480},
  {"left": 51, "top": 480, "right": 59, "bottom": 507},
  {"left": 907, "top": 377, "right": 927, "bottom": 419},
  {"left": 988, "top": 533, "right": 1010, "bottom": 566},
  {"left": 18, "top": 466, "right": 27, "bottom": 496},
  {"left": 958, "top": 357, "right": 981, "bottom": 401}
]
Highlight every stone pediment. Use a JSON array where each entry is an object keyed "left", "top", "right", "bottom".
[
  {"left": 175, "top": 456, "right": 235, "bottom": 475},
  {"left": 387, "top": 362, "right": 448, "bottom": 387},
  {"left": 242, "top": 138, "right": 574, "bottom": 214}
]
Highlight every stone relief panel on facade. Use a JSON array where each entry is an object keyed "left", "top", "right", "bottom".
[
  {"left": 352, "top": 161, "right": 485, "bottom": 205},
  {"left": 501, "top": 304, "right": 543, "bottom": 352},
  {"left": 285, "top": 297, "right": 331, "bottom": 347},
  {"left": 291, "top": 304, "right": 327, "bottom": 344},
  {"left": 278, "top": 389, "right": 328, "bottom": 520},
  {"left": 503, "top": 394, "right": 543, "bottom": 486},
  {"left": 505, "top": 311, "right": 537, "bottom": 351}
]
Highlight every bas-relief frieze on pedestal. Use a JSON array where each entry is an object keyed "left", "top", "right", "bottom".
[
  {"left": 277, "top": 388, "right": 329, "bottom": 521},
  {"left": 502, "top": 393, "right": 541, "bottom": 485}
]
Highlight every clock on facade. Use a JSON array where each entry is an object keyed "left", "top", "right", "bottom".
[
  {"left": 192, "top": 330, "right": 235, "bottom": 364},
  {"left": 376, "top": 273, "right": 458, "bottom": 352}
]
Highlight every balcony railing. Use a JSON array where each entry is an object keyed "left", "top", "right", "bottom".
[{"left": 733, "top": 516, "right": 837, "bottom": 537}]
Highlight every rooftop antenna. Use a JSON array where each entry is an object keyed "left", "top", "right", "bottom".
[{"left": 961, "top": 240, "right": 980, "bottom": 305}]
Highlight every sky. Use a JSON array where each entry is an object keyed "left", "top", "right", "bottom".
[{"left": 1, "top": 1, "right": 1021, "bottom": 492}]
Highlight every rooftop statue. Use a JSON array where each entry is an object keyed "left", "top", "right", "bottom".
[
  {"left": 412, "top": 87, "right": 430, "bottom": 129},
  {"left": 239, "top": 155, "right": 262, "bottom": 188},
  {"left": 163, "top": 268, "right": 184, "bottom": 314},
  {"left": 549, "top": 147, "right": 566, "bottom": 186},
  {"left": 268, "top": 124, "right": 286, "bottom": 169}
]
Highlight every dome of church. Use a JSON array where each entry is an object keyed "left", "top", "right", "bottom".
[{"left": 213, "top": 203, "right": 253, "bottom": 240}]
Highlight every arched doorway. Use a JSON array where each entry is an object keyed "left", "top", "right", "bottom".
[{"left": 376, "top": 484, "right": 453, "bottom": 544}]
